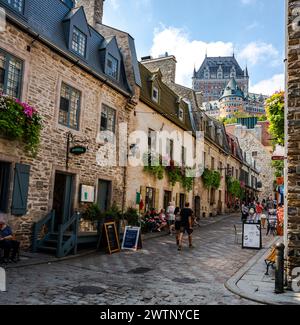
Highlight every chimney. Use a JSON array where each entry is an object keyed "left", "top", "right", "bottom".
[
  {"left": 76, "top": 0, "right": 105, "bottom": 26},
  {"left": 141, "top": 54, "right": 177, "bottom": 84}
]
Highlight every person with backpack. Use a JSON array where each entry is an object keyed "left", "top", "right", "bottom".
[{"left": 178, "top": 203, "right": 194, "bottom": 251}]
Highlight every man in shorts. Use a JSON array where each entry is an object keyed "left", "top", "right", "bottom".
[{"left": 178, "top": 203, "right": 194, "bottom": 251}]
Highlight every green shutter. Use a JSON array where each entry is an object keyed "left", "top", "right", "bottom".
[{"left": 11, "top": 163, "right": 30, "bottom": 216}]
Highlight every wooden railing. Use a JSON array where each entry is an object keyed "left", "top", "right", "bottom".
[
  {"left": 32, "top": 210, "right": 55, "bottom": 253},
  {"left": 56, "top": 212, "right": 80, "bottom": 258}
]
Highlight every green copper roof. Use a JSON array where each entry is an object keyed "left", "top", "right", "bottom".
[{"left": 220, "top": 77, "right": 244, "bottom": 99}]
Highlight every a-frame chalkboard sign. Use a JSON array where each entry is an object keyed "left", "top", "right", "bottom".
[{"left": 103, "top": 222, "right": 120, "bottom": 255}]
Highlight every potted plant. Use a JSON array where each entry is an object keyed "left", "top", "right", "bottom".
[{"left": 82, "top": 204, "right": 102, "bottom": 232}]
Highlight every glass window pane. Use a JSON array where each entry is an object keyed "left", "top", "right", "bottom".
[
  {"left": 71, "top": 28, "right": 86, "bottom": 57},
  {"left": 0, "top": 49, "right": 23, "bottom": 99},
  {"left": 106, "top": 54, "right": 118, "bottom": 80},
  {"left": 6, "top": 0, "right": 24, "bottom": 13},
  {"left": 59, "top": 83, "right": 81, "bottom": 130}
]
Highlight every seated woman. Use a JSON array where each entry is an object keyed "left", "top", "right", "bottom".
[
  {"left": 0, "top": 216, "right": 20, "bottom": 263},
  {"left": 143, "top": 211, "right": 158, "bottom": 233},
  {"left": 156, "top": 209, "right": 168, "bottom": 232}
]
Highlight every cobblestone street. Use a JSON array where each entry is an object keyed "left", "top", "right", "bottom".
[{"left": 0, "top": 215, "right": 273, "bottom": 305}]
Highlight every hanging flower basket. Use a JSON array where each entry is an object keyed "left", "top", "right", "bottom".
[{"left": 0, "top": 94, "right": 42, "bottom": 156}]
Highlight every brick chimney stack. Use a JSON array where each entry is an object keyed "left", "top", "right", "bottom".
[{"left": 76, "top": 0, "right": 105, "bottom": 27}]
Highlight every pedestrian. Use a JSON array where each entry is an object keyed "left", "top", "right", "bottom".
[
  {"left": 255, "top": 201, "right": 263, "bottom": 223},
  {"left": 174, "top": 207, "right": 181, "bottom": 246},
  {"left": 178, "top": 203, "right": 194, "bottom": 251},
  {"left": 241, "top": 201, "right": 249, "bottom": 223},
  {"left": 166, "top": 202, "right": 176, "bottom": 235}
]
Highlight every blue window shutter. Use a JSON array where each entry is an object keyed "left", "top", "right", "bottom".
[{"left": 11, "top": 163, "right": 30, "bottom": 216}]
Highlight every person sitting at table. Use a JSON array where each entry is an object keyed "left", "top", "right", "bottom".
[
  {"left": 156, "top": 209, "right": 168, "bottom": 232},
  {"left": 0, "top": 215, "right": 20, "bottom": 263}
]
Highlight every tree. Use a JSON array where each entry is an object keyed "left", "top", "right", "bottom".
[{"left": 265, "top": 91, "right": 285, "bottom": 145}]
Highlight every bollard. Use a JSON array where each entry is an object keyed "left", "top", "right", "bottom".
[{"left": 275, "top": 243, "right": 285, "bottom": 294}]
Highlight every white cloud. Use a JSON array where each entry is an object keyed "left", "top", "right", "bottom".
[
  {"left": 250, "top": 74, "right": 284, "bottom": 96},
  {"left": 150, "top": 26, "right": 234, "bottom": 87},
  {"left": 238, "top": 42, "right": 281, "bottom": 67}
]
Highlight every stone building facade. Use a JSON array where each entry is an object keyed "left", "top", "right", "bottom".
[
  {"left": 141, "top": 55, "right": 253, "bottom": 216},
  {"left": 287, "top": 0, "right": 300, "bottom": 285},
  {"left": 193, "top": 55, "right": 249, "bottom": 102},
  {"left": 126, "top": 64, "right": 195, "bottom": 214},
  {"left": 226, "top": 124, "right": 275, "bottom": 201},
  {"left": 0, "top": 0, "right": 139, "bottom": 248}
]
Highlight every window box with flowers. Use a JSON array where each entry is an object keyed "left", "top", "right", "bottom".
[{"left": 0, "top": 94, "right": 42, "bottom": 156}]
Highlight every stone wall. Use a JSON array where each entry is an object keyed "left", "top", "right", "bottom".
[
  {"left": 0, "top": 22, "right": 130, "bottom": 248},
  {"left": 76, "top": 0, "right": 105, "bottom": 26},
  {"left": 231, "top": 125, "right": 275, "bottom": 201},
  {"left": 287, "top": 0, "right": 300, "bottom": 284},
  {"left": 141, "top": 56, "right": 177, "bottom": 84}
]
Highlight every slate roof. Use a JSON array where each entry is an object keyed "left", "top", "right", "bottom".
[
  {"left": 195, "top": 55, "right": 246, "bottom": 79},
  {"left": 139, "top": 63, "right": 194, "bottom": 133},
  {"left": 0, "top": 0, "right": 133, "bottom": 95}
]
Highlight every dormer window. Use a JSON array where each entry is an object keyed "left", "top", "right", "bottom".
[
  {"left": 71, "top": 27, "right": 87, "bottom": 58},
  {"left": 152, "top": 86, "right": 159, "bottom": 103},
  {"left": 178, "top": 108, "right": 184, "bottom": 121},
  {"left": 4, "top": 0, "right": 24, "bottom": 13},
  {"left": 106, "top": 54, "right": 119, "bottom": 80}
]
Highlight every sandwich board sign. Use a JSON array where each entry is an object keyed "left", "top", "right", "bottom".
[
  {"left": 103, "top": 222, "right": 120, "bottom": 255},
  {"left": 242, "top": 222, "right": 262, "bottom": 250},
  {"left": 121, "top": 226, "right": 142, "bottom": 251}
]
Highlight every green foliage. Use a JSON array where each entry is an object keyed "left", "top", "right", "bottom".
[
  {"left": 266, "top": 91, "right": 285, "bottom": 146},
  {"left": 226, "top": 177, "right": 243, "bottom": 199},
  {"left": 82, "top": 204, "right": 102, "bottom": 221},
  {"left": 202, "top": 169, "right": 221, "bottom": 189},
  {"left": 272, "top": 160, "right": 284, "bottom": 178},
  {"left": 166, "top": 167, "right": 181, "bottom": 186},
  {"left": 143, "top": 153, "right": 165, "bottom": 180},
  {"left": 258, "top": 115, "right": 267, "bottom": 122},
  {"left": 124, "top": 207, "right": 140, "bottom": 226},
  {"left": 0, "top": 95, "right": 42, "bottom": 156},
  {"left": 101, "top": 202, "right": 122, "bottom": 221},
  {"left": 143, "top": 153, "right": 193, "bottom": 192}
]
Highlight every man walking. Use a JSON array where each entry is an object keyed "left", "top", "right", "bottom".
[{"left": 178, "top": 203, "right": 194, "bottom": 251}]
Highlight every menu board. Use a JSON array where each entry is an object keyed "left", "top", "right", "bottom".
[
  {"left": 242, "top": 222, "right": 262, "bottom": 250},
  {"left": 121, "top": 226, "right": 142, "bottom": 251},
  {"left": 103, "top": 222, "right": 120, "bottom": 255}
]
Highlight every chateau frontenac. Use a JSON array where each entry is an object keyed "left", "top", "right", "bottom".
[{"left": 193, "top": 55, "right": 268, "bottom": 119}]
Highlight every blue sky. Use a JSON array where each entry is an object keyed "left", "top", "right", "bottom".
[{"left": 103, "top": 0, "right": 285, "bottom": 95}]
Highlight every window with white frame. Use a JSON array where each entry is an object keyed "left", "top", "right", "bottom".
[
  {"left": 0, "top": 49, "right": 23, "bottom": 99},
  {"left": 4, "top": 0, "right": 24, "bottom": 13},
  {"left": 100, "top": 104, "right": 116, "bottom": 143},
  {"left": 71, "top": 27, "right": 87, "bottom": 57},
  {"left": 106, "top": 54, "right": 119, "bottom": 80},
  {"left": 59, "top": 83, "right": 81, "bottom": 130}
]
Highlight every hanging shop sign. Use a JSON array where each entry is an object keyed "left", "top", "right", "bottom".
[{"left": 70, "top": 145, "right": 87, "bottom": 155}]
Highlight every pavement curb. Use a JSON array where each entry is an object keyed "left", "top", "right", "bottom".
[{"left": 224, "top": 237, "right": 281, "bottom": 305}]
